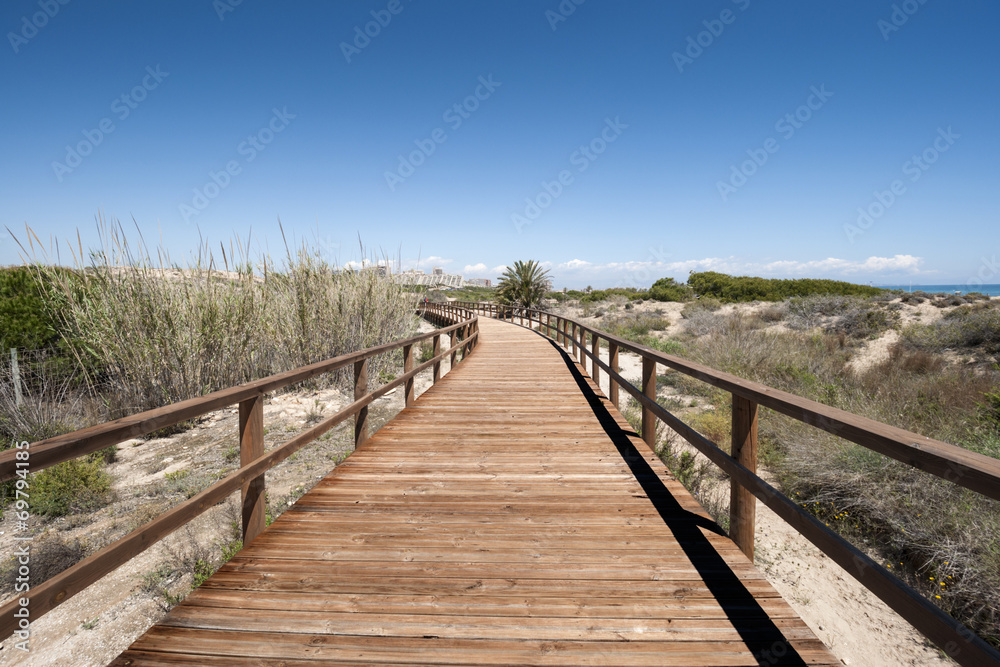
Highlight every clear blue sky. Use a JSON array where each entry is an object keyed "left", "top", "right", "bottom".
[{"left": 2, "top": 0, "right": 997, "bottom": 289}]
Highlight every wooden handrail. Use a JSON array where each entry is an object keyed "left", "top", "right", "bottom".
[
  {"left": 455, "top": 300, "right": 1000, "bottom": 667},
  {"left": 0, "top": 307, "right": 475, "bottom": 481},
  {"left": 0, "top": 304, "right": 478, "bottom": 641}
]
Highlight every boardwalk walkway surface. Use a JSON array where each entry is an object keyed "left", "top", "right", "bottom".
[{"left": 112, "top": 317, "right": 838, "bottom": 666}]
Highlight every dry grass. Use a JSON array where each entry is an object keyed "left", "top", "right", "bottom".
[
  {"left": 12, "top": 218, "right": 416, "bottom": 420},
  {"left": 608, "top": 304, "right": 1000, "bottom": 646}
]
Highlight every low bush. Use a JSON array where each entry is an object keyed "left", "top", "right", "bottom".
[
  {"left": 680, "top": 297, "right": 723, "bottom": 319},
  {"left": 580, "top": 287, "right": 647, "bottom": 303},
  {"left": 599, "top": 312, "right": 669, "bottom": 339},
  {"left": 647, "top": 277, "right": 693, "bottom": 302},
  {"left": 30, "top": 455, "right": 113, "bottom": 517},
  {"left": 832, "top": 305, "right": 900, "bottom": 339},
  {"left": 901, "top": 306, "right": 1000, "bottom": 352},
  {"left": 0, "top": 532, "right": 88, "bottom": 596}
]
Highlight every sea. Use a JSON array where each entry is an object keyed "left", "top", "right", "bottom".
[{"left": 876, "top": 284, "right": 1000, "bottom": 297}]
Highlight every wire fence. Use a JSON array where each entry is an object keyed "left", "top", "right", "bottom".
[{"left": 0, "top": 346, "right": 107, "bottom": 446}]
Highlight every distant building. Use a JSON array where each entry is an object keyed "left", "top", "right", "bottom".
[
  {"left": 464, "top": 278, "right": 492, "bottom": 288},
  {"left": 432, "top": 267, "right": 444, "bottom": 276},
  {"left": 393, "top": 269, "right": 464, "bottom": 288}
]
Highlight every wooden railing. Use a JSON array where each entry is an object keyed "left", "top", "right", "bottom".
[
  {"left": 456, "top": 300, "right": 1000, "bottom": 667},
  {"left": 0, "top": 303, "right": 478, "bottom": 641}
]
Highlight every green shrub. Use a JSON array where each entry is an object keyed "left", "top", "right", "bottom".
[
  {"left": 0, "top": 266, "right": 64, "bottom": 351},
  {"left": 687, "top": 271, "right": 885, "bottom": 303},
  {"left": 680, "top": 297, "right": 723, "bottom": 319},
  {"left": 31, "top": 456, "right": 113, "bottom": 517},
  {"left": 599, "top": 312, "right": 669, "bottom": 339},
  {"left": 580, "top": 287, "right": 647, "bottom": 303},
  {"left": 647, "top": 277, "right": 693, "bottom": 302}
]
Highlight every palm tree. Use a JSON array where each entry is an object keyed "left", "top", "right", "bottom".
[{"left": 496, "top": 260, "right": 551, "bottom": 311}]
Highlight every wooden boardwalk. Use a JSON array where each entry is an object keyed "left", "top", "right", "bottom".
[{"left": 112, "top": 317, "right": 838, "bottom": 666}]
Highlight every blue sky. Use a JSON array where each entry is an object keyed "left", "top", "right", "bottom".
[{"left": 2, "top": 0, "right": 997, "bottom": 289}]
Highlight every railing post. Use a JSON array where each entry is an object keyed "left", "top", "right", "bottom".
[
  {"left": 354, "top": 358, "right": 369, "bottom": 448},
  {"left": 239, "top": 394, "right": 265, "bottom": 545},
  {"left": 403, "top": 343, "right": 414, "bottom": 407},
  {"left": 10, "top": 348, "right": 22, "bottom": 408},
  {"left": 641, "top": 357, "right": 656, "bottom": 446},
  {"left": 578, "top": 327, "right": 585, "bottom": 364},
  {"left": 608, "top": 341, "right": 619, "bottom": 408},
  {"left": 591, "top": 333, "right": 600, "bottom": 386},
  {"left": 432, "top": 334, "right": 441, "bottom": 384},
  {"left": 571, "top": 323, "right": 578, "bottom": 358},
  {"left": 730, "top": 395, "right": 759, "bottom": 561},
  {"left": 450, "top": 329, "right": 457, "bottom": 370}
]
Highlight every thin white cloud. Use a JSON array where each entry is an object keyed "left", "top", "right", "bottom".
[{"left": 463, "top": 262, "right": 488, "bottom": 275}]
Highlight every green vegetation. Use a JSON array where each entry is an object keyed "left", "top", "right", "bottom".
[
  {"left": 444, "top": 285, "right": 497, "bottom": 302},
  {"left": 0, "top": 266, "right": 64, "bottom": 351},
  {"left": 686, "top": 271, "right": 886, "bottom": 302},
  {"left": 496, "top": 259, "right": 551, "bottom": 309},
  {"left": 901, "top": 302, "right": 1000, "bottom": 353},
  {"left": 579, "top": 286, "right": 647, "bottom": 303},
  {"left": 544, "top": 272, "right": 881, "bottom": 306},
  {"left": 647, "top": 277, "right": 694, "bottom": 302},
  {"left": 30, "top": 455, "right": 113, "bottom": 517}
]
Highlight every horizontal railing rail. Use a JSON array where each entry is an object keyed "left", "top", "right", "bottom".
[
  {"left": 0, "top": 304, "right": 478, "bottom": 641},
  {"left": 456, "top": 300, "right": 1000, "bottom": 667}
]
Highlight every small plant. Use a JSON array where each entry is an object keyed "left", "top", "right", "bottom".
[
  {"left": 305, "top": 399, "right": 325, "bottom": 423},
  {"left": 31, "top": 457, "right": 113, "bottom": 517}
]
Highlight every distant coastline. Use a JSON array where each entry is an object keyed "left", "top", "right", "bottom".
[{"left": 877, "top": 284, "right": 1000, "bottom": 297}]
